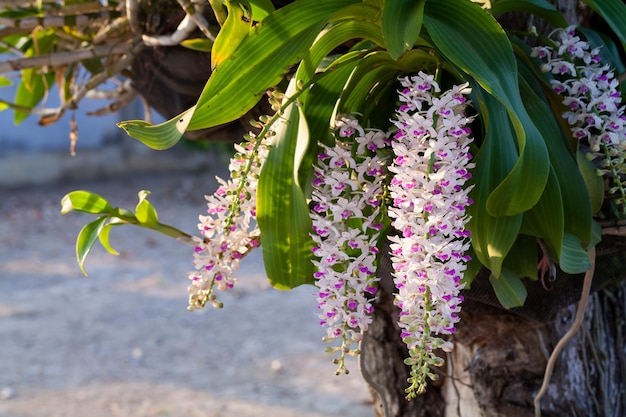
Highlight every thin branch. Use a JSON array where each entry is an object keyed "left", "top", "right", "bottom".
[
  {"left": 0, "top": 9, "right": 121, "bottom": 30},
  {"left": 37, "top": 39, "right": 144, "bottom": 125},
  {"left": 125, "top": 0, "right": 142, "bottom": 35},
  {"left": 0, "top": 41, "right": 136, "bottom": 73},
  {"left": 533, "top": 246, "right": 596, "bottom": 417},
  {"left": 176, "top": 0, "right": 216, "bottom": 41}
]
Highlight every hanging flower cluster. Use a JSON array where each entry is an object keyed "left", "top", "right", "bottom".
[
  {"left": 532, "top": 25, "right": 626, "bottom": 215},
  {"left": 187, "top": 133, "right": 269, "bottom": 310},
  {"left": 310, "top": 115, "right": 390, "bottom": 374},
  {"left": 388, "top": 73, "right": 475, "bottom": 398}
]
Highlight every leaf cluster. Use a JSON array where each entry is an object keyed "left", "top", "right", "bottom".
[{"left": 45, "top": 0, "right": 626, "bottom": 310}]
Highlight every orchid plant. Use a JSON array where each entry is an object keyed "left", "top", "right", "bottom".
[{"left": 8, "top": 0, "right": 626, "bottom": 399}]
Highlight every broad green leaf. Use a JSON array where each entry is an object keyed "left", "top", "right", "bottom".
[
  {"left": 301, "top": 52, "right": 364, "bottom": 147},
  {"left": 519, "top": 166, "right": 563, "bottom": 262},
  {"left": 577, "top": 151, "right": 604, "bottom": 215},
  {"left": 246, "top": 0, "right": 275, "bottom": 20},
  {"left": 118, "top": 0, "right": 357, "bottom": 149},
  {"left": 581, "top": 0, "right": 626, "bottom": 48},
  {"left": 135, "top": 190, "right": 159, "bottom": 225},
  {"left": 559, "top": 233, "right": 592, "bottom": 274},
  {"left": 503, "top": 234, "right": 539, "bottom": 280},
  {"left": 61, "top": 191, "right": 113, "bottom": 215},
  {"left": 424, "top": 0, "right": 550, "bottom": 216},
  {"left": 190, "top": 0, "right": 357, "bottom": 130},
  {"left": 180, "top": 38, "right": 214, "bottom": 52},
  {"left": 117, "top": 106, "right": 195, "bottom": 150},
  {"left": 257, "top": 80, "right": 314, "bottom": 289},
  {"left": 489, "top": 268, "right": 528, "bottom": 308},
  {"left": 211, "top": 1, "right": 252, "bottom": 69},
  {"left": 0, "top": 76, "right": 11, "bottom": 87},
  {"left": 14, "top": 72, "right": 55, "bottom": 124},
  {"left": 518, "top": 69, "right": 593, "bottom": 248},
  {"left": 99, "top": 224, "right": 120, "bottom": 256},
  {"left": 467, "top": 91, "right": 523, "bottom": 277},
  {"left": 299, "top": 54, "right": 363, "bottom": 192},
  {"left": 489, "top": 0, "right": 567, "bottom": 27},
  {"left": 294, "top": 18, "right": 384, "bottom": 96},
  {"left": 382, "top": 0, "right": 425, "bottom": 60},
  {"left": 338, "top": 49, "right": 436, "bottom": 117},
  {"left": 76, "top": 216, "right": 108, "bottom": 275}
]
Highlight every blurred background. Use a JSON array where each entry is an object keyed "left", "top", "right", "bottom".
[{"left": 0, "top": 86, "right": 374, "bottom": 417}]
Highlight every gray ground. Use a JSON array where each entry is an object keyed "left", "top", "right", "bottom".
[{"left": 0, "top": 169, "right": 374, "bottom": 417}]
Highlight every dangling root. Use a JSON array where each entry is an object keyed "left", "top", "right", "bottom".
[{"left": 533, "top": 246, "right": 596, "bottom": 417}]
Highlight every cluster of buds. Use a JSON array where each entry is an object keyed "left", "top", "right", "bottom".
[
  {"left": 310, "top": 115, "right": 390, "bottom": 374},
  {"left": 532, "top": 25, "right": 626, "bottom": 215},
  {"left": 388, "top": 73, "right": 475, "bottom": 397},
  {"left": 187, "top": 132, "right": 269, "bottom": 310}
]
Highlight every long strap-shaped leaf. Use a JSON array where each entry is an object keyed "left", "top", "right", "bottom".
[
  {"left": 424, "top": 0, "right": 550, "bottom": 216},
  {"left": 467, "top": 91, "right": 523, "bottom": 277},
  {"left": 581, "top": 0, "right": 626, "bottom": 48},
  {"left": 257, "top": 79, "right": 314, "bottom": 289},
  {"left": 118, "top": 0, "right": 357, "bottom": 150}
]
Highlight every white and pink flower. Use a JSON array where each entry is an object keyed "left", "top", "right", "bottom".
[{"left": 389, "top": 72, "right": 474, "bottom": 397}]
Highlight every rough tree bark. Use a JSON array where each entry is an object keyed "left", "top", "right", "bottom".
[{"left": 362, "top": 239, "right": 626, "bottom": 417}]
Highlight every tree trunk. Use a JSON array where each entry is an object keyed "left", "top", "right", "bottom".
[{"left": 361, "top": 244, "right": 626, "bottom": 417}]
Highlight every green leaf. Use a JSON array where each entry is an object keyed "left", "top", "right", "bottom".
[
  {"left": 489, "top": 0, "right": 567, "bottom": 27},
  {"left": 559, "top": 233, "right": 592, "bottom": 274},
  {"left": 467, "top": 91, "right": 523, "bottom": 277},
  {"left": 76, "top": 216, "right": 108, "bottom": 275},
  {"left": 257, "top": 80, "right": 314, "bottom": 289},
  {"left": 180, "top": 38, "right": 214, "bottom": 52},
  {"left": 382, "top": 0, "right": 425, "bottom": 60},
  {"left": 190, "top": 0, "right": 357, "bottom": 130},
  {"left": 118, "top": 0, "right": 357, "bottom": 149},
  {"left": 98, "top": 224, "right": 120, "bottom": 256},
  {"left": 517, "top": 68, "right": 593, "bottom": 248},
  {"left": 245, "top": 0, "right": 275, "bottom": 21},
  {"left": 519, "top": 166, "right": 564, "bottom": 262},
  {"left": 61, "top": 191, "right": 113, "bottom": 215},
  {"left": 135, "top": 190, "right": 159, "bottom": 225},
  {"left": 0, "top": 76, "right": 12, "bottom": 87},
  {"left": 211, "top": 1, "right": 252, "bottom": 69},
  {"left": 14, "top": 72, "right": 55, "bottom": 124},
  {"left": 424, "top": 0, "right": 550, "bottom": 216},
  {"left": 489, "top": 268, "right": 528, "bottom": 308},
  {"left": 581, "top": 0, "right": 626, "bottom": 47},
  {"left": 577, "top": 151, "right": 604, "bottom": 215},
  {"left": 117, "top": 107, "right": 195, "bottom": 150},
  {"left": 503, "top": 234, "right": 539, "bottom": 280}
]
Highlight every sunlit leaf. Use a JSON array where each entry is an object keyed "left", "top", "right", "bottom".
[
  {"left": 467, "top": 91, "right": 523, "bottom": 277},
  {"left": 135, "top": 190, "right": 159, "bottom": 225},
  {"left": 245, "top": 0, "right": 275, "bottom": 21},
  {"left": 211, "top": 1, "right": 252, "bottom": 69},
  {"left": 257, "top": 80, "right": 314, "bottom": 289},
  {"left": 98, "top": 224, "right": 120, "bottom": 256},
  {"left": 61, "top": 191, "right": 113, "bottom": 215},
  {"left": 118, "top": 0, "right": 357, "bottom": 149},
  {"left": 76, "top": 216, "right": 108, "bottom": 275},
  {"left": 180, "top": 38, "right": 214, "bottom": 52}
]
